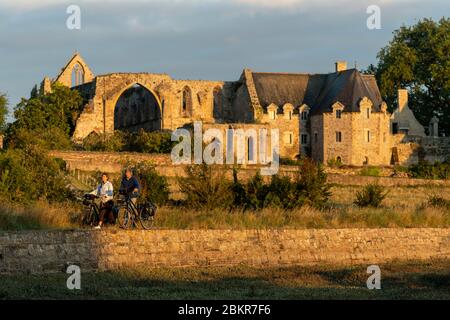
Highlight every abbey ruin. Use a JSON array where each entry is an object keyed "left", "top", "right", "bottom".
[{"left": 41, "top": 53, "right": 449, "bottom": 166}]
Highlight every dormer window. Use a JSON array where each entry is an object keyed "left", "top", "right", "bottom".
[
  {"left": 336, "top": 110, "right": 342, "bottom": 119},
  {"left": 269, "top": 110, "right": 276, "bottom": 120},
  {"left": 301, "top": 111, "right": 308, "bottom": 121}
]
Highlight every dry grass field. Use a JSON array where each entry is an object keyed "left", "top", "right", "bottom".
[{"left": 0, "top": 184, "right": 449, "bottom": 230}]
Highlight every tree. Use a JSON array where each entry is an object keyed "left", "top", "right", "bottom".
[
  {"left": 0, "top": 93, "right": 8, "bottom": 133},
  {"left": 13, "top": 83, "right": 83, "bottom": 135},
  {"left": 374, "top": 18, "right": 450, "bottom": 136}
]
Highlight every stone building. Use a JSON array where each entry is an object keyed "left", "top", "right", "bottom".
[{"left": 41, "top": 53, "right": 448, "bottom": 166}]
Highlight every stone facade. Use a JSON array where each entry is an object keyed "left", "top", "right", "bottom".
[
  {"left": 1, "top": 228, "right": 449, "bottom": 274},
  {"left": 42, "top": 53, "right": 449, "bottom": 165},
  {"left": 312, "top": 99, "right": 392, "bottom": 166}
]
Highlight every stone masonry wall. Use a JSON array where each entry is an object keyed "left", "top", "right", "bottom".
[
  {"left": 49, "top": 151, "right": 450, "bottom": 187},
  {"left": 0, "top": 229, "right": 449, "bottom": 274}
]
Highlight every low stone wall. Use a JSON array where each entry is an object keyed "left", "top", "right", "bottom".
[
  {"left": 49, "top": 150, "right": 173, "bottom": 173},
  {"left": 0, "top": 229, "right": 449, "bottom": 274},
  {"left": 326, "top": 173, "right": 450, "bottom": 187},
  {"left": 50, "top": 150, "right": 450, "bottom": 187}
]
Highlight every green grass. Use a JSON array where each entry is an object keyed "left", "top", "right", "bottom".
[
  {"left": 1, "top": 260, "right": 449, "bottom": 299},
  {"left": 359, "top": 166, "right": 381, "bottom": 177}
]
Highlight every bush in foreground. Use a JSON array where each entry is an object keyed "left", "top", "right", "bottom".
[
  {"left": 0, "top": 144, "right": 71, "bottom": 203},
  {"left": 354, "top": 184, "right": 388, "bottom": 208},
  {"left": 132, "top": 162, "right": 170, "bottom": 206},
  {"left": 178, "top": 163, "right": 232, "bottom": 210}
]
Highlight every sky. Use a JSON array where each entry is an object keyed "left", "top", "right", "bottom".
[{"left": 0, "top": 0, "right": 449, "bottom": 121}]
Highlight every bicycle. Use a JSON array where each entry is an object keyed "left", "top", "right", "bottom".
[
  {"left": 115, "top": 190, "right": 157, "bottom": 230},
  {"left": 78, "top": 193, "right": 100, "bottom": 226}
]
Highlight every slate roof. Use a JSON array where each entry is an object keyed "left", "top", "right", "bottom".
[{"left": 249, "top": 69, "right": 383, "bottom": 114}]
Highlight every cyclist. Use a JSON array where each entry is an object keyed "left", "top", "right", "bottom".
[
  {"left": 119, "top": 167, "right": 141, "bottom": 206},
  {"left": 90, "top": 173, "right": 114, "bottom": 230}
]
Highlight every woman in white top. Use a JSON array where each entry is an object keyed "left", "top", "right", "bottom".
[{"left": 90, "top": 173, "right": 114, "bottom": 229}]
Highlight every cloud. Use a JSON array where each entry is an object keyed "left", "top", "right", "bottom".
[{"left": 0, "top": 0, "right": 416, "bottom": 11}]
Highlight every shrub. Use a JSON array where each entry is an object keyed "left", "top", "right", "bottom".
[
  {"left": 327, "top": 157, "right": 343, "bottom": 168},
  {"left": 295, "top": 159, "right": 331, "bottom": 208},
  {"left": 231, "top": 159, "right": 331, "bottom": 210},
  {"left": 178, "top": 164, "right": 232, "bottom": 210},
  {"left": 408, "top": 161, "right": 450, "bottom": 180},
  {"left": 81, "top": 130, "right": 175, "bottom": 153},
  {"left": 82, "top": 131, "right": 126, "bottom": 152},
  {"left": 427, "top": 195, "right": 450, "bottom": 209},
  {"left": 360, "top": 166, "right": 380, "bottom": 177},
  {"left": 131, "top": 162, "right": 170, "bottom": 206},
  {"left": 125, "top": 129, "right": 175, "bottom": 153},
  {"left": 6, "top": 127, "right": 73, "bottom": 150},
  {"left": 354, "top": 184, "right": 388, "bottom": 208},
  {"left": 0, "top": 144, "right": 71, "bottom": 203}
]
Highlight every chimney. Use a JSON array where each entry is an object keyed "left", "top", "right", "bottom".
[
  {"left": 398, "top": 89, "right": 408, "bottom": 112},
  {"left": 335, "top": 61, "right": 347, "bottom": 72}
]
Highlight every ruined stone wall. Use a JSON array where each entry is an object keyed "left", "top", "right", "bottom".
[
  {"left": 72, "top": 73, "right": 235, "bottom": 142},
  {"left": 392, "top": 135, "right": 450, "bottom": 166},
  {"left": 1, "top": 229, "right": 448, "bottom": 274}
]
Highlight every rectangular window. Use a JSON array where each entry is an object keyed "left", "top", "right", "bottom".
[
  {"left": 392, "top": 122, "right": 399, "bottom": 134},
  {"left": 365, "top": 130, "right": 371, "bottom": 143},
  {"left": 336, "top": 110, "right": 342, "bottom": 119},
  {"left": 270, "top": 110, "right": 276, "bottom": 120},
  {"left": 366, "top": 108, "right": 370, "bottom": 119},
  {"left": 301, "top": 134, "right": 308, "bottom": 145},
  {"left": 301, "top": 111, "right": 308, "bottom": 121},
  {"left": 286, "top": 111, "right": 292, "bottom": 120},
  {"left": 336, "top": 131, "right": 342, "bottom": 142},
  {"left": 283, "top": 132, "right": 294, "bottom": 145}
]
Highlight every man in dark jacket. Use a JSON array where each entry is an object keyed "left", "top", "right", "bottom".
[{"left": 119, "top": 167, "right": 141, "bottom": 205}]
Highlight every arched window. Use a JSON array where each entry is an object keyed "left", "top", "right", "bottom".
[
  {"left": 71, "top": 63, "right": 85, "bottom": 87},
  {"left": 247, "top": 137, "right": 254, "bottom": 162},
  {"left": 182, "top": 86, "right": 192, "bottom": 116}
]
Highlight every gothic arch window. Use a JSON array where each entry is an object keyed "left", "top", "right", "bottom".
[
  {"left": 247, "top": 136, "right": 256, "bottom": 162},
  {"left": 182, "top": 86, "right": 193, "bottom": 116},
  {"left": 71, "top": 63, "right": 85, "bottom": 87}
]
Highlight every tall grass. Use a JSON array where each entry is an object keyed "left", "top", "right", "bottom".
[
  {"left": 153, "top": 205, "right": 450, "bottom": 229},
  {"left": 0, "top": 201, "right": 80, "bottom": 230},
  {"left": 1, "top": 185, "right": 449, "bottom": 231}
]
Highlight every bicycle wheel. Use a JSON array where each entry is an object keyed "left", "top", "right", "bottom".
[
  {"left": 117, "top": 204, "right": 132, "bottom": 229},
  {"left": 139, "top": 204, "right": 156, "bottom": 230},
  {"left": 82, "top": 206, "right": 98, "bottom": 226}
]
